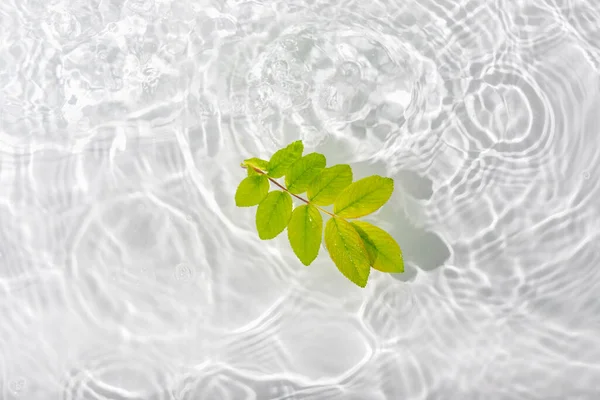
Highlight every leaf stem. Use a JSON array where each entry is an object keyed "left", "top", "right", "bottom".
[{"left": 242, "top": 165, "right": 337, "bottom": 218}]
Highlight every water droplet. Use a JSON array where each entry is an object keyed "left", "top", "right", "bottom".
[
  {"left": 583, "top": 170, "right": 590, "bottom": 180},
  {"left": 175, "top": 263, "right": 194, "bottom": 281},
  {"left": 339, "top": 61, "right": 361, "bottom": 81},
  {"left": 8, "top": 377, "right": 26, "bottom": 396}
]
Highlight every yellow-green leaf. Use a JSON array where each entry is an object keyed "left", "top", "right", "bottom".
[
  {"left": 235, "top": 175, "right": 269, "bottom": 207},
  {"left": 324, "top": 217, "right": 371, "bottom": 287},
  {"left": 333, "top": 175, "right": 394, "bottom": 218},
  {"left": 350, "top": 221, "right": 404, "bottom": 273},
  {"left": 267, "top": 140, "right": 304, "bottom": 178},
  {"left": 243, "top": 157, "right": 269, "bottom": 171},
  {"left": 287, "top": 204, "right": 322, "bottom": 265},
  {"left": 307, "top": 164, "right": 353, "bottom": 205},
  {"left": 285, "top": 152, "right": 326, "bottom": 194},
  {"left": 256, "top": 191, "right": 293, "bottom": 239}
]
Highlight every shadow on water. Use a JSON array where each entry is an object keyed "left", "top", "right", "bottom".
[{"left": 314, "top": 136, "right": 451, "bottom": 281}]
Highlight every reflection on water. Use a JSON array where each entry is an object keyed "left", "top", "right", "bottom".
[{"left": 1, "top": 0, "right": 600, "bottom": 398}]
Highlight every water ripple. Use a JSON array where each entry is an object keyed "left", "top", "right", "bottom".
[
  {"left": 1, "top": 0, "right": 600, "bottom": 398},
  {"left": 61, "top": 345, "right": 176, "bottom": 400}
]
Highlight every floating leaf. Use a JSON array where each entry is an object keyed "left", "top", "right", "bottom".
[
  {"left": 334, "top": 175, "right": 394, "bottom": 218},
  {"left": 237, "top": 141, "right": 402, "bottom": 288},
  {"left": 307, "top": 164, "right": 353, "bottom": 205},
  {"left": 256, "top": 191, "right": 293, "bottom": 240},
  {"left": 235, "top": 175, "right": 269, "bottom": 207},
  {"left": 243, "top": 157, "right": 269, "bottom": 171},
  {"left": 287, "top": 204, "right": 322, "bottom": 265},
  {"left": 350, "top": 221, "right": 404, "bottom": 273},
  {"left": 267, "top": 140, "right": 304, "bottom": 178},
  {"left": 285, "top": 152, "right": 326, "bottom": 194},
  {"left": 324, "top": 217, "right": 371, "bottom": 287}
]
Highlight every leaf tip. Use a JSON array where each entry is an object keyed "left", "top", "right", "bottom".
[{"left": 300, "top": 258, "right": 314, "bottom": 266}]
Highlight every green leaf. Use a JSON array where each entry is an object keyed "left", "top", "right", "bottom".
[
  {"left": 235, "top": 175, "right": 269, "bottom": 207},
  {"left": 350, "top": 221, "right": 404, "bottom": 273},
  {"left": 285, "top": 152, "right": 326, "bottom": 194},
  {"left": 238, "top": 143, "right": 400, "bottom": 287},
  {"left": 324, "top": 217, "right": 371, "bottom": 287},
  {"left": 333, "top": 175, "right": 394, "bottom": 218},
  {"left": 307, "top": 164, "right": 353, "bottom": 205},
  {"left": 243, "top": 157, "right": 269, "bottom": 171},
  {"left": 256, "top": 191, "right": 293, "bottom": 240},
  {"left": 287, "top": 204, "right": 322, "bottom": 265},
  {"left": 267, "top": 140, "right": 304, "bottom": 178}
]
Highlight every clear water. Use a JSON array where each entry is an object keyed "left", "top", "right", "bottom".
[{"left": 1, "top": 0, "right": 599, "bottom": 398}]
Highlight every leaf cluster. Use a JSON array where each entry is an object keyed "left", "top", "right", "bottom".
[{"left": 235, "top": 140, "right": 403, "bottom": 287}]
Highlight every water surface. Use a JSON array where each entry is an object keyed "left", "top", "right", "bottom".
[{"left": 1, "top": 0, "right": 600, "bottom": 398}]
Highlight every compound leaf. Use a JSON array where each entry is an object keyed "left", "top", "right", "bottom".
[
  {"left": 267, "top": 140, "right": 304, "bottom": 178},
  {"left": 350, "top": 221, "right": 404, "bottom": 273},
  {"left": 238, "top": 142, "right": 402, "bottom": 288},
  {"left": 256, "top": 191, "right": 293, "bottom": 240},
  {"left": 287, "top": 204, "right": 322, "bottom": 266},
  {"left": 324, "top": 217, "right": 371, "bottom": 287},
  {"left": 285, "top": 152, "right": 326, "bottom": 194},
  {"left": 307, "top": 164, "right": 353, "bottom": 205},
  {"left": 334, "top": 175, "right": 394, "bottom": 218},
  {"left": 235, "top": 175, "right": 269, "bottom": 207}
]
